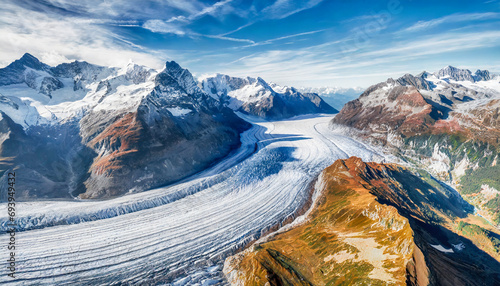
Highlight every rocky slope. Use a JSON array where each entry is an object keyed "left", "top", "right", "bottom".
[
  {"left": 331, "top": 66, "right": 500, "bottom": 225},
  {"left": 202, "top": 74, "right": 337, "bottom": 119},
  {"left": 223, "top": 157, "right": 500, "bottom": 285},
  {"left": 0, "top": 54, "right": 250, "bottom": 200}
]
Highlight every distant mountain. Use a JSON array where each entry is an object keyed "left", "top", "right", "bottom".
[
  {"left": 0, "top": 54, "right": 249, "bottom": 200},
  {"left": 434, "top": 65, "right": 491, "bottom": 82},
  {"left": 202, "top": 74, "right": 337, "bottom": 119},
  {"left": 331, "top": 66, "right": 500, "bottom": 225},
  {"left": 297, "top": 86, "right": 364, "bottom": 110}
]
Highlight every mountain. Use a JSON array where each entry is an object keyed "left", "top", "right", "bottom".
[
  {"left": 201, "top": 74, "right": 337, "bottom": 119},
  {"left": 331, "top": 66, "right": 500, "bottom": 226},
  {"left": 224, "top": 157, "right": 500, "bottom": 285},
  {"left": 435, "top": 65, "right": 491, "bottom": 82},
  {"left": 0, "top": 53, "right": 250, "bottom": 200},
  {"left": 297, "top": 86, "right": 364, "bottom": 110}
]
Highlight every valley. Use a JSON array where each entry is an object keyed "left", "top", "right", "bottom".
[{"left": 0, "top": 114, "right": 386, "bottom": 285}]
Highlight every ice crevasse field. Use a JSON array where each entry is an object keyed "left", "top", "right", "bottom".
[{"left": 0, "top": 113, "right": 391, "bottom": 285}]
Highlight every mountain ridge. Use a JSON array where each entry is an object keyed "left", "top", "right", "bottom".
[
  {"left": 202, "top": 73, "right": 338, "bottom": 119},
  {"left": 331, "top": 65, "right": 500, "bottom": 226},
  {"left": 223, "top": 157, "right": 500, "bottom": 285},
  {"left": 0, "top": 54, "right": 252, "bottom": 200}
]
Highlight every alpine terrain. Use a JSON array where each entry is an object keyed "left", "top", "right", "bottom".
[
  {"left": 0, "top": 56, "right": 499, "bottom": 286},
  {"left": 332, "top": 66, "right": 500, "bottom": 226},
  {"left": 0, "top": 53, "right": 337, "bottom": 200}
]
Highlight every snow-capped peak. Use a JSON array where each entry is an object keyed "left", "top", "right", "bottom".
[
  {"left": 118, "top": 61, "right": 156, "bottom": 84},
  {"left": 433, "top": 65, "right": 491, "bottom": 83},
  {"left": 435, "top": 65, "right": 474, "bottom": 82},
  {"left": 162, "top": 61, "right": 201, "bottom": 95}
]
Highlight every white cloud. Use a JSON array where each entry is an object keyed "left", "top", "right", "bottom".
[
  {"left": 243, "top": 29, "right": 327, "bottom": 47},
  {"left": 0, "top": 2, "right": 164, "bottom": 69},
  {"left": 142, "top": 20, "right": 186, "bottom": 35},
  {"left": 405, "top": 12, "right": 500, "bottom": 32},
  {"left": 215, "top": 30, "right": 500, "bottom": 87},
  {"left": 262, "top": 0, "right": 325, "bottom": 20},
  {"left": 200, "top": 34, "right": 255, "bottom": 44}
]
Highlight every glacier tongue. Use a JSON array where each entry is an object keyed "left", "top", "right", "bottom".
[{"left": 0, "top": 114, "right": 389, "bottom": 285}]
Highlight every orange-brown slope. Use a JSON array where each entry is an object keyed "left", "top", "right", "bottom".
[
  {"left": 88, "top": 112, "right": 143, "bottom": 176},
  {"left": 223, "top": 157, "right": 500, "bottom": 286},
  {"left": 224, "top": 157, "right": 428, "bottom": 286},
  {"left": 332, "top": 86, "right": 437, "bottom": 141}
]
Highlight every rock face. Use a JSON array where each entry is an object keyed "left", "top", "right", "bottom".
[
  {"left": 332, "top": 66, "right": 500, "bottom": 225},
  {"left": 202, "top": 74, "right": 337, "bottom": 119},
  {"left": 0, "top": 54, "right": 250, "bottom": 200},
  {"left": 223, "top": 157, "right": 500, "bottom": 286},
  {"left": 436, "top": 66, "right": 476, "bottom": 82}
]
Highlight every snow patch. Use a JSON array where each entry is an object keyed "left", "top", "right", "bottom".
[
  {"left": 431, "top": 244, "right": 454, "bottom": 253},
  {"left": 167, "top": 107, "right": 192, "bottom": 117}
]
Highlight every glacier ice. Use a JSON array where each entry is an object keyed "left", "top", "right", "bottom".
[{"left": 0, "top": 114, "right": 390, "bottom": 285}]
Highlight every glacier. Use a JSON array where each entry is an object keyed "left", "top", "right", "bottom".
[{"left": 0, "top": 114, "right": 389, "bottom": 285}]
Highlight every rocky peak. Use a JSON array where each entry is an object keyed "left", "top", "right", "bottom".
[
  {"left": 50, "top": 61, "right": 108, "bottom": 80},
  {"left": 0, "top": 53, "right": 51, "bottom": 86},
  {"left": 417, "top": 71, "right": 431, "bottom": 79},
  {"left": 255, "top": 77, "right": 271, "bottom": 89},
  {"left": 201, "top": 74, "right": 250, "bottom": 97},
  {"left": 474, "top": 69, "right": 491, "bottom": 82},
  {"left": 16, "top": 53, "right": 50, "bottom": 71},
  {"left": 162, "top": 61, "right": 200, "bottom": 95},
  {"left": 396, "top": 73, "right": 433, "bottom": 90},
  {"left": 121, "top": 62, "right": 154, "bottom": 84},
  {"left": 435, "top": 66, "right": 475, "bottom": 82}
]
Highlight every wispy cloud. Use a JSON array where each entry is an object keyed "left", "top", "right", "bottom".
[
  {"left": 404, "top": 12, "right": 500, "bottom": 32},
  {"left": 217, "top": 30, "right": 500, "bottom": 87},
  {"left": 141, "top": 20, "right": 255, "bottom": 44},
  {"left": 200, "top": 34, "right": 255, "bottom": 44},
  {"left": 142, "top": 20, "right": 187, "bottom": 35},
  {"left": 239, "top": 29, "right": 327, "bottom": 48},
  {"left": 0, "top": 2, "right": 164, "bottom": 68},
  {"left": 165, "top": 0, "right": 234, "bottom": 23},
  {"left": 221, "top": 0, "right": 326, "bottom": 37},
  {"left": 261, "top": 0, "right": 325, "bottom": 20},
  {"left": 141, "top": 0, "right": 256, "bottom": 43}
]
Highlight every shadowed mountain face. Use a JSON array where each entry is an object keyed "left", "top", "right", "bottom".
[
  {"left": 202, "top": 74, "right": 338, "bottom": 120},
  {"left": 224, "top": 157, "right": 500, "bottom": 286},
  {"left": 331, "top": 67, "right": 500, "bottom": 226},
  {"left": 0, "top": 54, "right": 250, "bottom": 200}
]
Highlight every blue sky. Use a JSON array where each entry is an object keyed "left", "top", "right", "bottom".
[{"left": 1, "top": 0, "right": 499, "bottom": 87}]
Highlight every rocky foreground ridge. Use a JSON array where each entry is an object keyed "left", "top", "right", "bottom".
[{"left": 223, "top": 157, "right": 500, "bottom": 285}]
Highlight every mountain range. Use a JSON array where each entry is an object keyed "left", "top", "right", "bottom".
[
  {"left": 332, "top": 66, "right": 500, "bottom": 225},
  {"left": 0, "top": 53, "right": 336, "bottom": 200},
  {"left": 202, "top": 74, "right": 337, "bottom": 119},
  {"left": 1, "top": 54, "right": 500, "bottom": 285},
  {"left": 298, "top": 86, "right": 365, "bottom": 110}
]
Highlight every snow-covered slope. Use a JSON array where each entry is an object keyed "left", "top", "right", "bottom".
[
  {"left": 333, "top": 66, "right": 500, "bottom": 141},
  {"left": 202, "top": 74, "right": 337, "bottom": 119}
]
